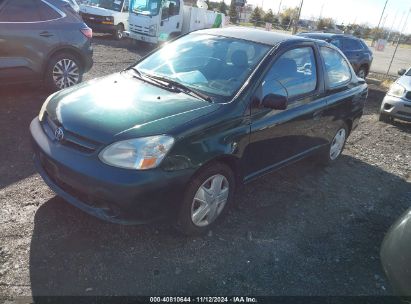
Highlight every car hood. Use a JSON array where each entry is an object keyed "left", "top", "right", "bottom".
[
  {"left": 79, "top": 4, "right": 115, "bottom": 16},
  {"left": 397, "top": 74, "right": 411, "bottom": 90},
  {"left": 45, "top": 73, "right": 220, "bottom": 144}
]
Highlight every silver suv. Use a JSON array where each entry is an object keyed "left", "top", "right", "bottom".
[{"left": 380, "top": 67, "right": 411, "bottom": 123}]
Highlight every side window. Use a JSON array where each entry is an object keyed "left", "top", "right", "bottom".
[
  {"left": 320, "top": 47, "right": 351, "bottom": 88},
  {"left": 0, "top": 0, "right": 41, "bottom": 22},
  {"left": 343, "top": 39, "right": 363, "bottom": 51},
  {"left": 161, "top": 0, "right": 179, "bottom": 19},
  {"left": 123, "top": 0, "right": 130, "bottom": 12},
  {"left": 330, "top": 39, "right": 342, "bottom": 49},
  {"left": 37, "top": 1, "right": 61, "bottom": 21},
  {"left": 263, "top": 47, "right": 317, "bottom": 99}
]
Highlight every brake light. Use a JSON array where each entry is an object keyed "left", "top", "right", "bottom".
[{"left": 80, "top": 27, "right": 93, "bottom": 39}]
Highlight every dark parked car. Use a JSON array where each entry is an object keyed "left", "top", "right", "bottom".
[
  {"left": 30, "top": 28, "right": 368, "bottom": 235},
  {"left": 297, "top": 33, "right": 373, "bottom": 79},
  {"left": 0, "top": 0, "right": 93, "bottom": 91}
]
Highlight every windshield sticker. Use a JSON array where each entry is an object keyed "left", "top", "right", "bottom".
[
  {"left": 114, "top": 0, "right": 121, "bottom": 4},
  {"left": 151, "top": 2, "right": 158, "bottom": 9}
]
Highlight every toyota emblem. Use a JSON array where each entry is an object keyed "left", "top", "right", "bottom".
[{"left": 54, "top": 127, "right": 64, "bottom": 142}]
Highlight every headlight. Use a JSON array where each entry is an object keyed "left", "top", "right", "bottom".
[
  {"left": 99, "top": 135, "right": 175, "bottom": 170},
  {"left": 388, "top": 83, "right": 406, "bottom": 98},
  {"left": 149, "top": 24, "right": 157, "bottom": 36},
  {"left": 39, "top": 92, "right": 58, "bottom": 121},
  {"left": 102, "top": 16, "right": 114, "bottom": 24}
]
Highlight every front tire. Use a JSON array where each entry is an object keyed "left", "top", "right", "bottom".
[
  {"left": 45, "top": 53, "right": 83, "bottom": 92},
  {"left": 113, "top": 24, "right": 124, "bottom": 40},
  {"left": 379, "top": 113, "right": 393, "bottom": 123},
  {"left": 175, "top": 162, "right": 236, "bottom": 235},
  {"left": 317, "top": 124, "right": 348, "bottom": 166}
]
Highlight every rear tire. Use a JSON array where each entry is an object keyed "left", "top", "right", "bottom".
[
  {"left": 175, "top": 162, "right": 236, "bottom": 236},
  {"left": 317, "top": 123, "right": 349, "bottom": 166},
  {"left": 44, "top": 52, "right": 83, "bottom": 92},
  {"left": 357, "top": 66, "right": 368, "bottom": 79}
]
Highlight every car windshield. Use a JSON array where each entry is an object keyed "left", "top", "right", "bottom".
[
  {"left": 406, "top": 69, "right": 411, "bottom": 76},
  {"left": 80, "top": 0, "right": 124, "bottom": 12},
  {"left": 130, "top": 0, "right": 161, "bottom": 16},
  {"left": 135, "top": 34, "right": 270, "bottom": 99}
]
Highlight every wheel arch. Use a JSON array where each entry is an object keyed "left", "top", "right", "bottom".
[
  {"left": 344, "top": 118, "right": 353, "bottom": 135},
  {"left": 44, "top": 46, "right": 85, "bottom": 75},
  {"left": 199, "top": 154, "right": 242, "bottom": 185}
]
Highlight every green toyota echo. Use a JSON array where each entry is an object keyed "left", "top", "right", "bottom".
[{"left": 30, "top": 28, "right": 368, "bottom": 235}]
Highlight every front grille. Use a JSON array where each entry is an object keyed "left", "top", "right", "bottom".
[
  {"left": 129, "top": 23, "right": 150, "bottom": 35},
  {"left": 81, "top": 13, "right": 106, "bottom": 24},
  {"left": 42, "top": 113, "right": 101, "bottom": 153},
  {"left": 397, "top": 111, "right": 411, "bottom": 117},
  {"left": 405, "top": 91, "right": 411, "bottom": 100}
]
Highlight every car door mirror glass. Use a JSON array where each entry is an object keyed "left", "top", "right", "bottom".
[
  {"left": 398, "top": 69, "right": 406, "bottom": 76},
  {"left": 262, "top": 94, "right": 288, "bottom": 110}
]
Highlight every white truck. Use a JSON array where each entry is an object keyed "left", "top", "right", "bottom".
[
  {"left": 78, "top": 0, "right": 131, "bottom": 40},
  {"left": 124, "top": 0, "right": 224, "bottom": 44}
]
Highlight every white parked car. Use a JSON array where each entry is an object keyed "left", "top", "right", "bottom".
[{"left": 380, "top": 67, "right": 411, "bottom": 123}]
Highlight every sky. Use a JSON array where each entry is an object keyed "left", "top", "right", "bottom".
[{"left": 236, "top": 0, "right": 411, "bottom": 34}]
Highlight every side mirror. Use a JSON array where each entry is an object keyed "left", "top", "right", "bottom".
[
  {"left": 262, "top": 94, "right": 288, "bottom": 110},
  {"left": 398, "top": 69, "right": 406, "bottom": 76}
]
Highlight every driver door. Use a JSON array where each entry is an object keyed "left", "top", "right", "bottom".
[
  {"left": 242, "top": 44, "right": 328, "bottom": 181},
  {"left": 159, "top": 0, "right": 182, "bottom": 40}
]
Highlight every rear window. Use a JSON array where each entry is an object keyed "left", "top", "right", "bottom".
[
  {"left": 38, "top": 1, "right": 61, "bottom": 20},
  {"left": 344, "top": 39, "right": 364, "bottom": 51}
]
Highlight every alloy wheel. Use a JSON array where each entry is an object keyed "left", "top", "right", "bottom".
[
  {"left": 329, "top": 128, "right": 346, "bottom": 160},
  {"left": 52, "top": 59, "right": 80, "bottom": 89},
  {"left": 191, "top": 174, "right": 229, "bottom": 227}
]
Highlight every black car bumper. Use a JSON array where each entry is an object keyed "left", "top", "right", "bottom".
[{"left": 30, "top": 117, "right": 194, "bottom": 224}]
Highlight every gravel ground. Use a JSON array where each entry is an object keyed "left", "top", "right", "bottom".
[{"left": 0, "top": 35, "right": 410, "bottom": 298}]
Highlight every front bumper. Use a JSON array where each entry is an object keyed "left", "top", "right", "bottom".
[
  {"left": 380, "top": 95, "right": 411, "bottom": 122},
  {"left": 30, "top": 117, "right": 194, "bottom": 224},
  {"left": 123, "top": 31, "right": 158, "bottom": 44},
  {"left": 81, "top": 43, "right": 93, "bottom": 73}
]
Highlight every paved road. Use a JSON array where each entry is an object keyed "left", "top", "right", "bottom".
[
  {"left": 368, "top": 43, "right": 411, "bottom": 76},
  {"left": 0, "top": 35, "right": 410, "bottom": 298}
]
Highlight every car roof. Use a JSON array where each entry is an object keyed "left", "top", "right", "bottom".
[
  {"left": 298, "top": 32, "right": 358, "bottom": 40},
  {"left": 195, "top": 27, "right": 308, "bottom": 46}
]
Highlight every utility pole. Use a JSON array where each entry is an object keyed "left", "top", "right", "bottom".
[
  {"left": 386, "top": 7, "right": 411, "bottom": 76},
  {"left": 372, "top": 0, "right": 389, "bottom": 46},
  {"left": 292, "top": 0, "right": 304, "bottom": 34},
  {"left": 277, "top": 0, "right": 282, "bottom": 16},
  {"left": 387, "top": 10, "right": 399, "bottom": 41}
]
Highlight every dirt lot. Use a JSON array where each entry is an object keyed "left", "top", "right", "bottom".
[{"left": 0, "top": 35, "right": 411, "bottom": 298}]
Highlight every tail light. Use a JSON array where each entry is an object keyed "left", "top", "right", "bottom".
[{"left": 80, "top": 27, "right": 93, "bottom": 39}]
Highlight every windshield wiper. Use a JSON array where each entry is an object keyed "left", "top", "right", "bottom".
[
  {"left": 144, "top": 74, "right": 213, "bottom": 102},
  {"left": 127, "top": 67, "right": 177, "bottom": 89},
  {"left": 128, "top": 67, "right": 143, "bottom": 78}
]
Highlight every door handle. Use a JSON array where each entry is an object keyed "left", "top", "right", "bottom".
[{"left": 39, "top": 31, "right": 53, "bottom": 38}]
